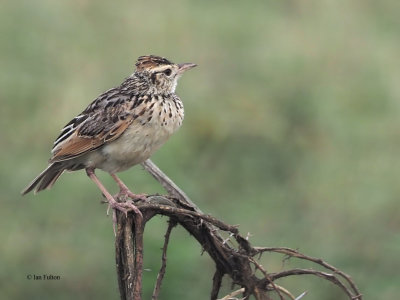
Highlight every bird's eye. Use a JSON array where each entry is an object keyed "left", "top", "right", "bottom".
[{"left": 163, "top": 69, "right": 172, "bottom": 76}]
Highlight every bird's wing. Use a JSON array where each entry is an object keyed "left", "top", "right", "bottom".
[{"left": 50, "top": 88, "right": 143, "bottom": 162}]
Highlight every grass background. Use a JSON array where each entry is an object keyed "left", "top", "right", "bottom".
[{"left": 1, "top": 0, "right": 399, "bottom": 299}]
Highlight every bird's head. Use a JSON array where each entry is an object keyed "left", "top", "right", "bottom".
[{"left": 134, "top": 55, "right": 197, "bottom": 93}]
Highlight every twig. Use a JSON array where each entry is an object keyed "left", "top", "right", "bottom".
[
  {"left": 152, "top": 218, "right": 177, "bottom": 299},
  {"left": 274, "top": 285, "right": 297, "bottom": 300},
  {"left": 115, "top": 213, "right": 136, "bottom": 300},
  {"left": 248, "top": 257, "right": 284, "bottom": 300},
  {"left": 133, "top": 215, "right": 144, "bottom": 300},
  {"left": 253, "top": 247, "right": 362, "bottom": 298},
  {"left": 266, "top": 269, "right": 360, "bottom": 299},
  {"left": 115, "top": 214, "right": 127, "bottom": 299},
  {"left": 141, "top": 159, "right": 202, "bottom": 213},
  {"left": 294, "top": 291, "right": 308, "bottom": 300},
  {"left": 211, "top": 269, "right": 224, "bottom": 300},
  {"left": 138, "top": 201, "right": 238, "bottom": 234},
  {"left": 218, "top": 288, "right": 245, "bottom": 300}
]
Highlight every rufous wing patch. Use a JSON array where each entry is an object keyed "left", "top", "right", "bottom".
[
  {"left": 50, "top": 133, "right": 103, "bottom": 162},
  {"left": 50, "top": 117, "right": 133, "bottom": 162}
]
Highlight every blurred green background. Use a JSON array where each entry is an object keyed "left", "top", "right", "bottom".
[{"left": 1, "top": 0, "right": 399, "bottom": 299}]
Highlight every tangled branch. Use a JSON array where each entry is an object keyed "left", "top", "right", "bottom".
[{"left": 113, "top": 160, "right": 363, "bottom": 300}]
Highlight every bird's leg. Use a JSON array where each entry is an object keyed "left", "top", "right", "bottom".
[
  {"left": 86, "top": 169, "right": 143, "bottom": 230},
  {"left": 110, "top": 173, "right": 147, "bottom": 201}
]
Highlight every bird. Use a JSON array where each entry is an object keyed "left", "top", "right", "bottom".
[{"left": 22, "top": 55, "right": 197, "bottom": 219}]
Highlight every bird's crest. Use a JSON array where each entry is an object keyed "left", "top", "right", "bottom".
[{"left": 135, "top": 55, "right": 173, "bottom": 71}]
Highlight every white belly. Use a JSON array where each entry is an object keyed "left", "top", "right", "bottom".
[{"left": 95, "top": 120, "right": 179, "bottom": 173}]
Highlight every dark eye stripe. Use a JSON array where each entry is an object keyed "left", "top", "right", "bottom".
[{"left": 153, "top": 69, "right": 172, "bottom": 75}]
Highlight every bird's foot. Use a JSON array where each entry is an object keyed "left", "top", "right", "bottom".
[
  {"left": 114, "top": 188, "right": 147, "bottom": 202},
  {"left": 86, "top": 169, "right": 142, "bottom": 235},
  {"left": 107, "top": 198, "right": 143, "bottom": 236},
  {"left": 106, "top": 197, "right": 143, "bottom": 217},
  {"left": 110, "top": 198, "right": 142, "bottom": 215},
  {"left": 110, "top": 173, "right": 147, "bottom": 202}
]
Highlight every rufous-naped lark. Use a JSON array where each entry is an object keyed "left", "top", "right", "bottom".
[{"left": 22, "top": 55, "right": 196, "bottom": 220}]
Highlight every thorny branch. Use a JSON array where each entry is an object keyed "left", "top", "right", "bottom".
[
  {"left": 152, "top": 218, "right": 177, "bottom": 299},
  {"left": 113, "top": 159, "right": 363, "bottom": 300}
]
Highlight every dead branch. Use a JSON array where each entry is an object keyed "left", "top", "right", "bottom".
[
  {"left": 112, "top": 159, "right": 363, "bottom": 300},
  {"left": 152, "top": 218, "right": 176, "bottom": 299}
]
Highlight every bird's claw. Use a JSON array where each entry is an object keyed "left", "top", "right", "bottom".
[{"left": 114, "top": 189, "right": 147, "bottom": 203}]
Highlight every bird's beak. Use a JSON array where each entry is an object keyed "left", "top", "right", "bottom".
[{"left": 177, "top": 63, "right": 197, "bottom": 74}]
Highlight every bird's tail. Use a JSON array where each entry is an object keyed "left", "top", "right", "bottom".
[{"left": 21, "top": 162, "right": 65, "bottom": 195}]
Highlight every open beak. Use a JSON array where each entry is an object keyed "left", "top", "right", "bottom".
[{"left": 177, "top": 63, "right": 197, "bottom": 74}]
